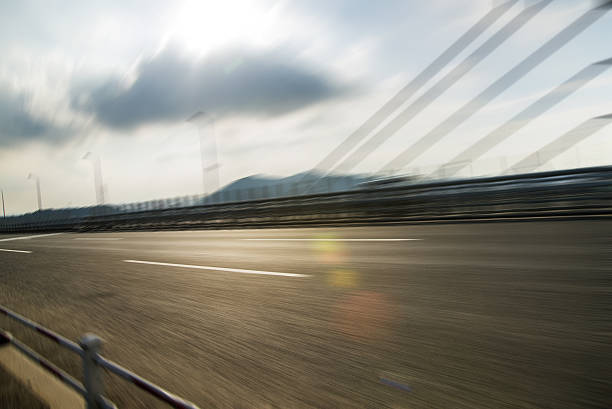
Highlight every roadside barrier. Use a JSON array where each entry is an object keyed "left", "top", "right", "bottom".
[
  {"left": 0, "top": 304, "right": 200, "bottom": 409},
  {"left": 2, "top": 165, "right": 612, "bottom": 233}
]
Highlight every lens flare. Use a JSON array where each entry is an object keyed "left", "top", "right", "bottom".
[
  {"left": 327, "top": 269, "right": 358, "bottom": 288},
  {"left": 332, "top": 291, "right": 394, "bottom": 342},
  {"left": 311, "top": 234, "right": 348, "bottom": 264}
]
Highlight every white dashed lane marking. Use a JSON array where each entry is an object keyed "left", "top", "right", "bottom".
[
  {"left": 0, "top": 233, "right": 62, "bottom": 242},
  {"left": 123, "top": 259, "right": 310, "bottom": 278},
  {"left": 73, "top": 238, "right": 123, "bottom": 241},
  {"left": 242, "top": 238, "right": 421, "bottom": 242}
]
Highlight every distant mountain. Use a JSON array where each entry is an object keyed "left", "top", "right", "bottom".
[
  {"left": 204, "top": 171, "right": 374, "bottom": 202},
  {"left": 1, "top": 205, "right": 118, "bottom": 224},
  {"left": 1, "top": 171, "right": 376, "bottom": 222}
]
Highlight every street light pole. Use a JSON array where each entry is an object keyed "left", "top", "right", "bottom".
[
  {"left": 1, "top": 189, "right": 5, "bottom": 217},
  {"left": 198, "top": 129, "right": 207, "bottom": 196},
  {"left": 187, "top": 111, "right": 220, "bottom": 198},
  {"left": 83, "top": 152, "right": 105, "bottom": 205},
  {"left": 27, "top": 173, "right": 42, "bottom": 211}
]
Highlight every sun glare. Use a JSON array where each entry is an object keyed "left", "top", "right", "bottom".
[{"left": 164, "top": 0, "right": 278, "bottom": 55}]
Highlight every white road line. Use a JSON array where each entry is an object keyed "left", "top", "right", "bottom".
[
  {"left": 0, "top": 248, "right": 32, "bottom": 254},
  {"left": 123, "top": 259, "right": 310, "bottom": 278},
  {"left": 73, "top": 238, "right": 123, "bottom": 241},
  {"left": 242, "top": 238, "right": 422, "bottom": 242},
  {"left": 0, "top": 233, "right": 62, "bottom": 242}
]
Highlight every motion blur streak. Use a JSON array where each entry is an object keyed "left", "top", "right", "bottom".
[
  {"left": 382, "top": 2, "right": 612, "bottom": 173},
  {"left": 506, "top": 113, "right": 612, "bottom": 174},
  {"left": 436, "top": 58, "right": 612, "bottom": 178},
  {"left": 332, "top": 0, "right": 552, "bottom": 175},
  {"left": 306, "top": 0, "right": 517, "bottom": 178}
]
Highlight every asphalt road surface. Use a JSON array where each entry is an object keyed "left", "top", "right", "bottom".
[{"left": 0, "top": 221, "right": 610, "bottom": 408}]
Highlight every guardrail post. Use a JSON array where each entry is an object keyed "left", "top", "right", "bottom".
[{"left": 80, "top": 333, "right": 104, "bottom": 409}]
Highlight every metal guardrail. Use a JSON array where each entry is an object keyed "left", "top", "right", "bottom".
[
  {"left": 0, "top": 305, "right": 200, "bottom": 409},
  {"left": 0, "top": 331, "right": 88, "bottom": 398},
  {"left": 0, "top": 305, "right": 83, "bottom": 355},
  {"left": 1, "top": 165, "right": 612, "bottom": 232}
]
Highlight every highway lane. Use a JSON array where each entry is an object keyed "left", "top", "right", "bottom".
[{"left": 0, "top": 222, "right": 611, "bottom": 408}]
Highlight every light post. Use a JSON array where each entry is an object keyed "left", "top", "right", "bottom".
[
  {"left": 83, "top": 152, "right": 105, "bottom": 205},
  {"left": 187, "top": 111, "right": 220, "bottom": 198},
  {"left": 1, "top": 189, "right": 5, "bottom": 217},
  {"left": 27, "top": 173, "right": 42, "bottom": 211}
]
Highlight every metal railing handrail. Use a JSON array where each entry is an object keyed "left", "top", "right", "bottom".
[
  {"left": 0, "top": 304, "right": 201, "bottom": 409},
  {"left": 0, "top": 331, "right": 87, "bottom": 396},
  {"left": 96, "top": 355, "right": 200, "bottom": 409},
  {"left": 0, "top": 305, "right": 83, "bottom": 355}
]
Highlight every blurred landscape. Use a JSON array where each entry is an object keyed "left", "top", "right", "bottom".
[{"left": 1, "top": 1, "right": 612, "bottom": 408}]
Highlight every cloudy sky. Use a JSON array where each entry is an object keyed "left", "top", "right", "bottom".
[{"left": 0, "top": 0, "right": 611, "bottom": 214}]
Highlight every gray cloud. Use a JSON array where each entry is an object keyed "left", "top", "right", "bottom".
[
  {"left": 0, "top": 89, "right": 68, "bottom": 147},
  {"left": 72, "top": 47, "right": 349, "bottom": 129}
]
